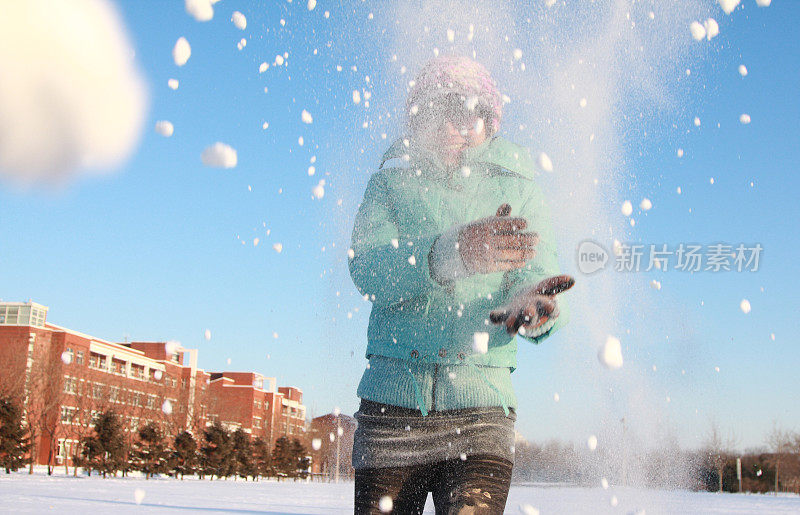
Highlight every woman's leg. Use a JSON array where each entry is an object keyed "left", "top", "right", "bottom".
[
  {"left": 430, "top": 455, "right": 513, "bottom": 514},
  {"left": 354, "top": 463, "right": 432, "bottom": 514}
]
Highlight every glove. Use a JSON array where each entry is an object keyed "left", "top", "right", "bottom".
[
  {"left": 458, "top": 204, "right": 538, "bottom": 275},
  {"left": 489, "top": 274, "right": 575, "bottom": 336}
]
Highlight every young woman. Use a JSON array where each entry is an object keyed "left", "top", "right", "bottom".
[{"left": 349, "top": 55, "right": 574, "bottom": 514}]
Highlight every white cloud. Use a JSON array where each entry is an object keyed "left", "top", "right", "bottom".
[
  {"left": 0, "top": 0, "right": 148, "bottom": 187},
  {"left": 201, "top": 142, "right": 237, "bottom": 168}
]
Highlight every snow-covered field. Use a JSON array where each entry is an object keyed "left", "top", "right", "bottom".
[{"left": 1, "top": 470, "right": 799, "bottom": 514}]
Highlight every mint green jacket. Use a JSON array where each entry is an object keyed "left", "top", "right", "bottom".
[{"left": 349, "top": 136, "right": 569, "bottom": 415}]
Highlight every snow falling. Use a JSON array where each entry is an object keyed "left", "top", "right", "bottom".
[
  {"left": 0, "top": 0, "right": 147, "bottom": 186},
  {"left": 0, "top": 0, "right": 792, "bottom": 510},
  {"left": 185, "top": 0, "right": 214, "bottom": 22},
  {"left": 154, "top": 121, "right": 174, "bottom": 137},
  {"left": 537, "top": 152, "right": 553, "bottom": 173},
  {"left": 598, "top": 336, "right": 624, "bottom": 370},
  {"left": 201, "top": 142, "right": 237, "bottom": 168},
  {"left": 173, "top": 37, "right": 191, "bottom": 66},
  {"left": 472, "top": 332, "right": 490, "bottom": 354}
]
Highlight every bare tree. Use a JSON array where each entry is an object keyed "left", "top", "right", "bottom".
[
  {"left": 766, "top": 423, "right": 793, "bottom": 495},
  {"left": 22, "top": 342, "right": 66, "bottom": 474},
  {"left": 36, "top": 355, "right": 66, "bottom": 475},
  {"left": 704, "top": 421, "right": 737, "bottom": 493},
  {"left": 66, "top": 374, "right": 106, "bottom": 476},
  {"left": 0, "top": 345, "right": 28, "bottom": 402}
]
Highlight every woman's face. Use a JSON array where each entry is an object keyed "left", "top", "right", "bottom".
[{"left": 414, "top": 95, "right": 489, "bottom": 168}]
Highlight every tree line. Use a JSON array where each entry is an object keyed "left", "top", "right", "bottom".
[
  {"left": 511, "top": 424, "right": 800, "bottom": 495},
  {"left": 0, "top": 397, "right": 310, "bottom": 480}
]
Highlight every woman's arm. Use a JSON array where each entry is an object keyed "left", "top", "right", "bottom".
[
  {"left": 349, "top": 172, "right": 442, "bottom": 307},
  {"left": 499, "top": 180, "right": 571, "bottom": 343}
]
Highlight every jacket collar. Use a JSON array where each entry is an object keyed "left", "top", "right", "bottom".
[{"left": 380, "top": 136, "right": 535, "bottom": 180}]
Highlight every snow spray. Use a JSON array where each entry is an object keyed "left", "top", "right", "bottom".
[{"left": 349, "top": 0, "right": 719, "bottom": 493}]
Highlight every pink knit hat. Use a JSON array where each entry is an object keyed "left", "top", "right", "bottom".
[{"left": 406, "top": 55, "right": 502, "bottom": 136}]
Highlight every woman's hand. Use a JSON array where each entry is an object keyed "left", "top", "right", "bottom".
[
  {"left": 489, "top": 275, "right": 575, "bottom": 336},
  {"left": 458, "top": 204, "right": 538, "bottom": 274}
]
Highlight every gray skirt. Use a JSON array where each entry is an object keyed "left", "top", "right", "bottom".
[{"left": 352, "top": 400, "right": 516, "bottom": 470}]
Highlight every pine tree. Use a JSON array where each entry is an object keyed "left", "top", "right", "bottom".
[
  {"left": 171, "top": 430, "right": 197, "bottom": 479},
  {"left": 232, "top": 428, "right": 255, "bottom": 480},
  {"left": 79, "top": 434, "right": 103, "bottom": 476},
  {"left": 201, "top": 422, "right": 232, "bottom": 480},
  {"left": 252, "top": 437, "right": 272, "bottom": 480},
  {"left": 131, "top": 422, "right": 168, "bottom": 479},
  {"left": 291, "top": 438, "right": 311, "bottom": 479},
  {"left": 0, "top": 397, "right": 29, "bottom": 473},
  {"left": 81, "top": 411, "right": 126, "bottom": 477},
  {"left": 272, "top": 436, "right": 293, "bottom": 477}
]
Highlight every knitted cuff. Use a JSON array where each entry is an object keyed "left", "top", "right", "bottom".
[
  {"left": 429, "top": 224, "right": 470, "bottom": 284},
  {"left": 519, "top": 302, "right": 558, "bottom": 339}
]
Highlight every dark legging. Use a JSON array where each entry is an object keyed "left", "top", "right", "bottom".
[{"left": 354, "top": 454, "right": 513, "bottom": 514}]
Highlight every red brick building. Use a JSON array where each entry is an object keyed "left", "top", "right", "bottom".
[
  {"left": 206, "top": 372, "right": 306, "bottom": 445},
  {"left": 306, "top": 413, "right": 357, "bottom": 480},
  {"left": 0, "top": 301, "right": 307, "bottom": 469}
]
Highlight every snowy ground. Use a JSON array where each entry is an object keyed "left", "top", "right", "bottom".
[{"left": 1, "top": 470, "right": 799, "bottom": 514}]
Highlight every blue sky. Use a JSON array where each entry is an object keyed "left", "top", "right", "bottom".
[{"left": 1, "top": 0, "right": 798, "bottom": 451}]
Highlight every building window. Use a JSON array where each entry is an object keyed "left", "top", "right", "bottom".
[
  {"left": 89, "top": 353, "right": 107, "bottom": 369},
  {"left": 31, "top": 308, "right": 45, "bottom": 327},
  {"left": 2, "top": 306, "right": 18, "bottom": 324},
  {"left": 64, "top": 348, "right": 74, "bottom": 364},
  {"left": 63, "top": 376, "right": 77, "bottom": 395},
  {"left": 92, "top": 383, "right": 104, "bottom": 399},
  {"left": 131, "top": 365, "right": 145, "bottom": 380},
  {"left": 60, "top": 406, "right": 76, "bottom": 424},
  {"left": 112, "top": 360, "right": 126, "bottom": 375},
  {"left": 75, "top": 351, "right": 84, "bottom": 365}
]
